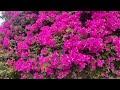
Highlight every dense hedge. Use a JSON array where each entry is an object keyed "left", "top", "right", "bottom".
[{"left": 1, "top": 11, "right": 120, "bottom": 79}]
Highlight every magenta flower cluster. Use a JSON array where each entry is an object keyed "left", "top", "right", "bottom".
[{"left": 1, "top": 11, "right": 120, "bottom": 79}]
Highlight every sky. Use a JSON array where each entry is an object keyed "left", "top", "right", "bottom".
[{"left": 0, "top": 11, "right": 5, "bottom": 26}]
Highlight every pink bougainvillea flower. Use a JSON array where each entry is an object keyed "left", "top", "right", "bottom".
[
  {"left": 116, "top": 70, "right": 120, "bottom": 76},
  {"left": 97, "top": 60, "right": 104, "bottom": 67},
  {"left": 3, "top": 37, "right": 10, "bottom": 47},
  {"left": 17, "top": 41, "right": 29, "bottom": 50}
]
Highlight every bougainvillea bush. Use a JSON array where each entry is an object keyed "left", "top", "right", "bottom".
[{"left": 1, "top": 11, "right": 120, "bottom": 79}]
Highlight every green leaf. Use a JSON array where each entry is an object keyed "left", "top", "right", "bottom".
[
  {"left": 66, "top": 28, "right": 72, "bottom": 33},
  {"left": 46, "top": 48, "right": 53, "bottom": 54}
]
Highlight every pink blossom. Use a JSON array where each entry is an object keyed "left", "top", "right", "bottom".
[
  {"left": 97, "top": 60, "right": 104, "bottom": 67},
  {"left": 116, "top": 70, "right": 120, "bottom": 76},
  {"left": 17, "top": 41, "right": 29, "bottom": 50},
  {"left": 3, "top": 37, "right": 10, "bottom": 47}
]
